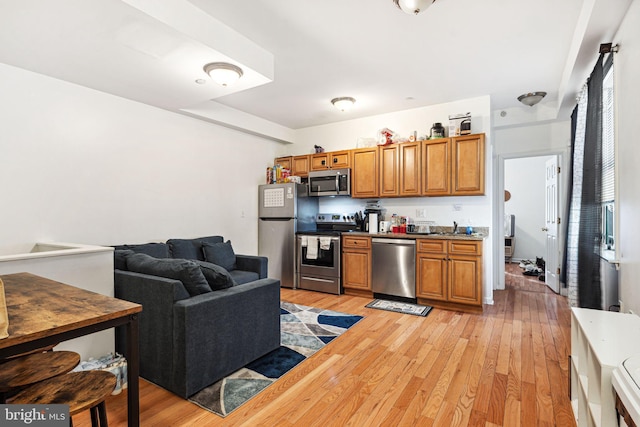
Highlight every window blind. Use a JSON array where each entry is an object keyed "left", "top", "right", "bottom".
[{"left": 602, "top": 60, "right": 615, "bottom": 203}]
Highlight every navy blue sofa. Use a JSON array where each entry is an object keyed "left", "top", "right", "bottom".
[{"left": 113, "top": 236, "right": 280, "bottom": 398}]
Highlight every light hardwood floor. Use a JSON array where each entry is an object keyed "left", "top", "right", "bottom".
[{"left": 75, "top": 263, "right": 575, "bottom": 426}]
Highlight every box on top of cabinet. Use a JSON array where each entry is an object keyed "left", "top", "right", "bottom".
[{"left": 449, "top": 112, "right": 471, "bottom": 137}]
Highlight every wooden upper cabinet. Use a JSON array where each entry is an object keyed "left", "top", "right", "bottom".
[
  {"left": 451, "top": 134, "right": 485, "bottom": 195},
  {"left": 311, "top": 153, "right": 330, "bottom": 170},
  {"left": 330, "top": 150, "right": 351, "bottom": 168},
  {"left": 351, "top": 147, "right": 378, "bottom": 198},
  {"left": 379, "top": 144, "right": 399, "bottom": 197},
  {"left": 291, "top": 155, "right": 310, "bottom": 177},
  {"left": 400, "top": 141, "right": 421, "bottom": 196},
  {"left": 422, "top": 139, "right": 450, "bottom": 196},
  {"left": 276, "top": 133, "right": 484, "bottom": 198},
  {"left": 274, "top": 156, "right": 292, "bottom": 171},
  {"left": 310, "top": 150, "right": 351, "bottom": 171}
]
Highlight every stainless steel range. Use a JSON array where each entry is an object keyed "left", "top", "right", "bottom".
[{"left": 296, "top": 213, "right": 358, "bottom": 294}]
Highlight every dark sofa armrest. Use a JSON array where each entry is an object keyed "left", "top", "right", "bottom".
[
  {"left": 172, "top": 278, "right": 280, "bottom": 397},
  {"left": 113, "top": 270, "right": 189, "bottom": 392},
  {"left": 235, "top": 255, "right": 268, "bottom": 278}
]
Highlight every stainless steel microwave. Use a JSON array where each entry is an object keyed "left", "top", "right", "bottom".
[{"left": 308, "top": 168, "right": 351, "bottom": 196}]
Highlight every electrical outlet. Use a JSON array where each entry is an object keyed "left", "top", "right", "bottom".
[
  {"left": 453, "top": 204, "right": 462, "bottom": 212},
  {"left": 416, "top": 209, "right": 427, "bottom": 218}
]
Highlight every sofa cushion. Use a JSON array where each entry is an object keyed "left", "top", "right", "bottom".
[
  {"left": 194, "top": 261, "right": 237, "bottom": 290},
  {"left": 229, "top": 269, "right": 260, "bottom": 285},
  {"left": 113, "top": 243, "right": 170, "bottom": 259},
  {"left": 167, "top": 236, "right": 224, "bottom": 261},
  {"left": 202, "top": 241, "right": 237, "bottom": 271},
  {"left": 114, "top": 249, "right": 136, "bottom": 270},
  {"left": 127, "top": 253, "right": 212, "bottom": 296}
]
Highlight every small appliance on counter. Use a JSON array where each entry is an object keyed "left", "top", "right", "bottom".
[{"left": 361, "top": 201, "right": 385, "bottom": 232}]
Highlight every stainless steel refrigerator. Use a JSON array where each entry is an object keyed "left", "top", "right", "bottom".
[{"left": 258, "top": 183, "right": 318, "bottom": 288}]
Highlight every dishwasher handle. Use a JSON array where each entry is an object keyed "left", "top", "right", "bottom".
[{"left": 372, "top": 238, "right": 416, "bottom": 245}]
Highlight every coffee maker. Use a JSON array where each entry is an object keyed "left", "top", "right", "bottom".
[{"left": 361, "top": 201, "right": 385, "bottom": 232}]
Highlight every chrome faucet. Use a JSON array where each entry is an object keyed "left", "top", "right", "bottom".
[{"left": 453, "top": 221, "right": 458, "bottom": 234}]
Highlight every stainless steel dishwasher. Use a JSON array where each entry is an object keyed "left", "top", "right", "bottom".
[{"left": 371, "top": 238, "right": 416, "bottom": 301}]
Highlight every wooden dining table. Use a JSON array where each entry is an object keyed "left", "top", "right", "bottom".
[{"left": 0, "top": 272, "right": 142, "bottom": 426}]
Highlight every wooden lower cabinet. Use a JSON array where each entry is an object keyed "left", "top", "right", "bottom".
[
  {"left": 449, "top": 255, "right": 482, "bottom": 305},
  {"left": 416, "top": 239, "right": 483, "bottom": 311},
  {"left": 417, "top": 255, "right": 447, "bottom": 300},
  {"left": 342, "top": 236, "right": 371, "bottom": 296},
  {"left": 416, "top": 239, "right": 447, "bottom": 300}
]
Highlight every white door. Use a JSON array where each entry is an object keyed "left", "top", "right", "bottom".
[{"left": 544, "top": 156, "right": 560, "bottom": 293}]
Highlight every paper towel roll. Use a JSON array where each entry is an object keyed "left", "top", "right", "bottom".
[{"left": 368, "top": 213, "right": 378, "bottom": 234}]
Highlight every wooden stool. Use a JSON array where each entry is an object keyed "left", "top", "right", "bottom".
[
  {"left": 10, "top": 370, "right": 116, "bottom": 427},
  {"left": 0, "top": 350, "right": 80, "bottom": 403}
]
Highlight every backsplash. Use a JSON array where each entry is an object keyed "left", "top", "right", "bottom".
[{"left": 318, "top": 197, "right": 491, "bottom": 231}]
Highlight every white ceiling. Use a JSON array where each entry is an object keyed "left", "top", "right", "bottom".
[{"left": 0, "top": 0, "right": 633, "bottom": 141}]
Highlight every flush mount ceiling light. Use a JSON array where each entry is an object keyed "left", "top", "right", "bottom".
[
  {"left": 517, "top": 91, "right": 547, "bottom": 107},
  {"left": 393, "top": 0, "right": 436, "bottom": 15},
  {"left": 203, "top": 62, "right": 243, "bottom": 86},
  {"left": 331, "top": 97, "right": 356, "bottom": 112}
]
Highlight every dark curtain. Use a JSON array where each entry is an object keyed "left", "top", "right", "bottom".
[
  {"left": 560, "top": 107, "right": 578, "bottom": 286},
  {"left": 577, "top": 54, "right": 604, "bottom": 309}
]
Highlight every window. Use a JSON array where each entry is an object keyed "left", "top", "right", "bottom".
[{"left": 601, "top": 56, "right": 615, "bottom": 250}]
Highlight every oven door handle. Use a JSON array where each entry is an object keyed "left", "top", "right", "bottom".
[{"left": 300, "top": 276, "right": 336, "bottom": 283}]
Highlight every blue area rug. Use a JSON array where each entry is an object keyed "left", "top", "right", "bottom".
[{"left": 188, "top": 301, "right": 363, "bottom": 417}]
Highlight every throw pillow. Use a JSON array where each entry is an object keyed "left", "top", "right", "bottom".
[
  {"left": 114, "top": 249, "right": 135, "bottom": 271},
  {"left": 113, "top": 243, "right": 170, "bottom": 258},
  {"left": 202, "top": 241, "right": 237, "bottom": 271},
  {"left": 127, "top": 253, "right": 212, "bottom": 296},
  {"left": 195, "top": 260, "right": 237, "bottom": 290},
  {"left": 167, "top": 236, "right": 224, "bottom": 260}
]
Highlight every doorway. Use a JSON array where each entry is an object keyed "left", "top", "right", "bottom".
[{"left": 500, "top": 152, "right": 565, "bottom": 294}]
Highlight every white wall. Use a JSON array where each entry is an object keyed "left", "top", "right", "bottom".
[
  {"left": 292, "top": 96, "right": 496, "bottom": 304},
  {"left": 504, "top": 156, "right": 553, "bottom": 262},
  {"left": 613, "top": 0, "right": 640, "bottom": 314},
  {"left": 0, "top": 63, "right": 281, "bottom": 257}
]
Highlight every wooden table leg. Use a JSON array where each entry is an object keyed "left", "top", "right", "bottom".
[{"left": 125, "top": 314, "right": 140, "bottom": 427}]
